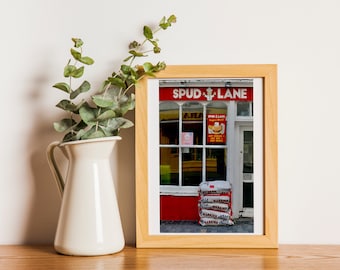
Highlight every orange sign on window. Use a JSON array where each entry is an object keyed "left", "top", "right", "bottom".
[{"left": 207, "top": 114, "right": 226, "bottom": 144}]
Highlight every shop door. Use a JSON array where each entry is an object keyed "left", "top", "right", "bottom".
[{"left": 240, "top": 127, "right": 254, "bottom": 217}]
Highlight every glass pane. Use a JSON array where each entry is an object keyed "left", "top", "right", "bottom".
[
  {"left": 182, "top": 102, "right": 203, "bottom": 145},
  {"left": 206, "top": 148, "right": 227, "bottom": 181},
  {"left": 206, "top": 102, "right": 227, "bottom": 145},
  {"left": 237, "top": 102, "right": 253, "bottom": 116},
  {"left": 242, "top": 130, "right": 253, "bottom": 208},
  {"left": 243, "top": 131, "right": 253, "bottom": 174},
  {"left": 160, "top": 102, "right": 179, "bottom": 145},
  {"left": 160, "top": 147, "right": 179, "bottom": 185},
  {"left": 243, "top": 182, "right": 254, "bottom": 208},
  {"left": 182, "top": 148, "right": 202, "bottom": 186}
]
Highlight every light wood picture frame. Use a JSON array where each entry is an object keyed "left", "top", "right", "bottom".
[{"left": 135, "top": 65, "right": 277, "bottom": 248}]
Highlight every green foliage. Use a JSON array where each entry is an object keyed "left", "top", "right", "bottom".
[{"left": 52, "top": 15, "right": 176, "bottom": 142}]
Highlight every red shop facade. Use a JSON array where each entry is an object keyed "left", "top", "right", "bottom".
[{"left": 159, "top": 79, "right": 255, "bottom": 221}]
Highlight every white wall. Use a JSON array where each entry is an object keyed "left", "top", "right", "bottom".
[{"left": 1, "top": 0, "right": 340, "bottom": 245}]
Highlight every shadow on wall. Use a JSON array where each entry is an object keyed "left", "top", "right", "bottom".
[
  {"left": 115, "top": 110, "right": 136, "bottom": 246},
  {"left": 25, "top": 74, "right": 62, "bottom": 244}
]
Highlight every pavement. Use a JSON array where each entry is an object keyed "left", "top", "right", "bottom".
[{"left": 160, "top": 217, "right": 253, "bottom": 233}]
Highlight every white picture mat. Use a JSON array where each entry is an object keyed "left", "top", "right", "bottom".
[{"left": 147, "top": 78, "right": 263, "bottom": 235}]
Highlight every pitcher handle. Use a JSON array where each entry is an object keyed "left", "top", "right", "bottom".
[{"left": 46, "top": 141, "right": 65, "bottom": 198}]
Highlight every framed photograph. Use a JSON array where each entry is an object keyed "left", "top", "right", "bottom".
[{"left": 135, "top": 65, "right": 277, "bottom": 248}]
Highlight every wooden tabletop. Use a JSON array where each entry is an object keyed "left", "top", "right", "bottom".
[{"left": 1, "top": 245, "right": 340, "bottom": 269}]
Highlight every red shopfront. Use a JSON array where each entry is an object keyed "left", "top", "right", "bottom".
[{"left": 159, "top": 80, "right": 254, "bottom": 221}]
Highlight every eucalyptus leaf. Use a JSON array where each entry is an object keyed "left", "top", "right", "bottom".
[
  {"left": 75, "top": 129, "right": 86, "bottom": 140},
  {"left": 53, "top": 118, "right": 76, "bottom": 132},
  {"left": 62, "top": 132, "right": 75, "bottom": 142},
  {"left": 128, "top": 50, "right": 144, "bottom": 57},
  {"left": 168, "top": 14, "right": 177, "bottom": 24},
  {"left": 119, "top": 118, "right": 134, "bottom": 129},
  {"left": 78, "top": 80, "right": 91, "bottom": 92},
  {"left": 117, "top": 104, "right": 133, "bottom": 116},
  {"left": 128, "top": 68, "right": 138, "bottom": 79},
  {"left": 70, "top": 80, "right": 91, "bottom": 99},
  {"left": 123, "top": 55, "right": 133, "bottom": 62},
  {"left": 87, "top": 130, "right": 106, "bottom": 139},
  {"left": 72, "top": 38, "right": 83, "bottom": 48},
  {"left": 80, "top": 126, "right": 106, "bottom": 140},
  {"left": 143, "top": 26, "right": 153, "bottom": 39},
  {"left": 96, "top": 110, "right": 116, "bottom": 121},
  {"left": 159, "top": 16, "right": 167, "bottom": 29},
  {"left": 155, "top": 61, "right": 166, "bottom": 71},
  {"left": 71, "top": 48, "right": 82, "bottom": 61},
  {"left": 104, "top": 88, "right": 121, "bottom": 110},
  {"left": 159, "top": 15, "right": 176, "bottom": 29},
  {"left": 159, "top": 23, "right": 169, "bottom": 30},
  {"left": 71, "top": 66, "right": 84, "bottom": 78},
  {"left": 64, "top": 65, "right": 76, "bottom": 77},
  {"left": 117, "top": 92, "right": 129, "bottom": 103},
  {"left": 108, "top": 77, "right": 125, "bottom": 88},
  {"left": 92, "top": 95, "right": 114, "bottom": 108},
  {"left": 148, "top": 39, "right": 158, "bottom": 47},
  {"left": 143, "top": 62, "right": 153, "bottom": 72},
  {"left": 129, "top": 41, "right": 140, "bottom": 49},
  {"left": 153, "top": 46, "right": 161, "bottom": 53},
  {"left": 121, "top": 64, "right": 132, "bottom": 75},
  {"left": 79, "top": 104, "right": 97, "bottom": 125},
  {"left": 79, "top": 56, "right": 94, "bottom": 65},
  {"left": 56, "top": 100, "right": 77, "bottom": 112},
  {"left": 116, "top": 94, "right": 135, "bottom": 115},
  {"left": 53, "top": 82, "right": 71, "bottom": 93},
  {"left": 73, "top": 120, "right": 87, "bottom": 131},
  {"left": 104, "top": 117, "right": 134, "bottom": 132}
]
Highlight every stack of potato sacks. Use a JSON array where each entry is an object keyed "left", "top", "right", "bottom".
[{"left": 198, "top": 180, "right": 234, "bottom": 226}]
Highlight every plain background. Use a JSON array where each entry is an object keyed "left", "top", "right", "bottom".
[{"left": 1, "top": 0, "right": 340, "bottom": 245}]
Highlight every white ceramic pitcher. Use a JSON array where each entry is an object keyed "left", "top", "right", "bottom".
[{"left": 46, "top": 136, "right": 125, "bottom": 256}]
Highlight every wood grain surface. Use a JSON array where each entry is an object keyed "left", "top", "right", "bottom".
[{"left": 1, "top": 245, "right": 340, "bottom": 269}]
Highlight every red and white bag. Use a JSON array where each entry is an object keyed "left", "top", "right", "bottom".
[
  {"left": 199, "top": 195, "right": 230, "bottom": 204},
  {"left": 199, "top": 217, "right": 234, "bottom": 226},
  {"left": 199, "top": 202, "right": 229, "bottom": 212},
  {"left": 198, "top": 180, "right": 231, "bottom": 195}
]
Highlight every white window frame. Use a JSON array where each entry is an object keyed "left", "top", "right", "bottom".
[{"left": 160, "top": 100, "right": 228, "bottom": 196}]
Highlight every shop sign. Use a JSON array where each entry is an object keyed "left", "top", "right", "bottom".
[
  {"left": 183, "top": 112, "right": 203, "bottom": 120},
  {"left": 207, "top": 114, "right": 226, "bottom": 144},
  {"left": 160, "top": 87, "right": 253, "bottom": 101}
]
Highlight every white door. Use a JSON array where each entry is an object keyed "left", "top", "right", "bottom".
[{"left": 239, "top": 127, "right": 254, "bottom": 217}]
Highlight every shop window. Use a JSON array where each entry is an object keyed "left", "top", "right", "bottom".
[
  {"left": 237, "top": 102, "right": 253, "bottom": 116},
  {"left": 182, "top": 148, "right": 202, "bottom": 186},
  {"left": 160, "top": 102, "right": 179, "bottom": 185},
  {"left": 160, "top": 102, "right": 179, "bottom": 145},
  {"left": 159, "top": 100, "right": 228, "bottom": 187},
  {"left": 243, "top": 131, "right": 253, "bottom": 174},
  {"left": 182, "top": 102, "right": 203, "bottom": 145},
  {"left": 242, "top": 130, "right": 254, "bottom": 209},
  {"left": 160, "top": 147, "right": 179, "bottom": 185},
  {"left": 243, "top": 182, "right": 254, "bottom": 208},
  {"left": 206, "top": 148, "right": 227, "bottom": 181}
]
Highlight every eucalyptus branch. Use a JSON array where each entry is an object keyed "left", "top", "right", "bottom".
[{"left": 52, "top": 14, "right": 176, "bottom": 142}]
